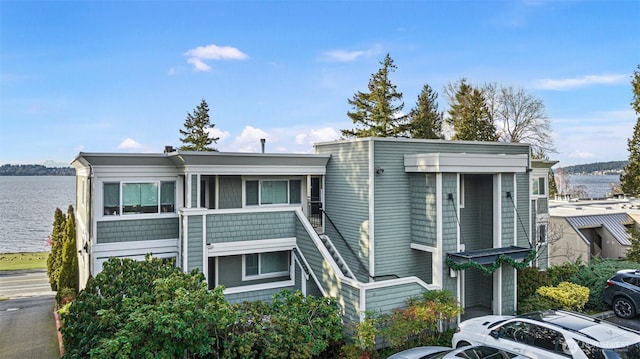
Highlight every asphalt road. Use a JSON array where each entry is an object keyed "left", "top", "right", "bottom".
[
  {"left": 605, "top": 313, "right": 640, "bottom": 331},
  {"left": 0, "top": 270, "right": 60, "bottom": 359}
]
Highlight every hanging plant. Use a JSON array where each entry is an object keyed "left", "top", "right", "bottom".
[{"left": 446, "top": 250, "right": 537, "bottom": 276}]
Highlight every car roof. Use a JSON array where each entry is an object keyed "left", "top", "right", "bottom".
[
  {"left": 616, "top": 269, "right": 640, "bottom": 276},
  {"left": 519, "top": 310, "right": 640, "bottom": 345}
]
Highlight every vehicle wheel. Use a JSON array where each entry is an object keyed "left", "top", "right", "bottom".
[
  {"left": 613, "top": 297, "right": 636, "bottom": 319},
  {"left": 456, "top": 341, "right": 471, "bottom": 348}
]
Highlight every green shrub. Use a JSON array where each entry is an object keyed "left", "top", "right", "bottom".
[
  {"left": 546, "top": 260, "right": 584, "bottom": 285},
  {"left": 46, "top": 208, "right": 66, "bottom": 291},
  {"left": 518, "top": 294, "right": 558, "bottom": 314},
  {"left": 536, "top": 282, "right": 589, "bottom": 311},
  {"left": 570, "top": 259, "right": 639, "bottom": 311},
  {"left": 517, "top": 267, "right": 550, "bottom": 304}
]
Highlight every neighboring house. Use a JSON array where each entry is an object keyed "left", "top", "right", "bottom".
[
  {"left": 72, "top": 137, "right": 542, "bottom": 323},
  {"left": 548, "top": 199, "right": 639, "bottom": 266},
  {"left": 529, "top": 160, "right": 558, "bottom": 270}
]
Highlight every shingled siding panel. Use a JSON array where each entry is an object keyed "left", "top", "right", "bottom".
[
  {"left": 441, "top": 173, "right": 459, "bottom": 295},
  {"left": 516, "top": 173, "right": 530, "bottom": 247},
  {"left": 501, "top": 174, "right": 515, "bottom": 246},
  {"left": 425, "top": 174, "right": 437, "bottom": 246},
  {"left": 206, "top": 211, "right": 296, "bottom": 243},
  {"left": 225, "top": 287, "right": 294, "bottom": 304},
  {"left": 187, "top": 215, "right": 203, "bottom": 272},
  {"left": 410, "top": 174, "right": 428, "bottom": 246},
  {"left": 219, "top": 176, "right": 242, "bottom": 209},
  {"left": 315, "top": 141, "right": 371, "bottom": 283},
  {"left": 191, "top": 174, "right": 198, "bottom": 208},
  {"left": 502, "top": 266, "right": 516, "bottom": 315},
  {"left": 96, "top": 218, "right": 179, "bottom": 243}
]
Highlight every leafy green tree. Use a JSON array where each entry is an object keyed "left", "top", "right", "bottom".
[
  {"left": 341, "top": 53, "right": 406, "bottom": 138},
  {"left": 626, "top": 226, "right": 640, "bottom": 263},
  {"left": 407, "top": 83, "right": 444, "bottom": 139},
  {"left": 179, "top": 99, "right": 219, "bottom": 151},
  {"left": 446, "top": 78, "right": 497, "bottom": 141},
  {"left": 621, "top": 65, "right": 640, "bottom": 196},
  {"left": 58, "top": 205, "right": 78, "bottom": 293},
  {"left": 47, "top": 207, "right": 66, "bottom": 291}
]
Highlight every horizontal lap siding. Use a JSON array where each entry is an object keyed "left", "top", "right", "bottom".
[
  {"left": 316, "top": 141, "right": 371, "bottom": 282},
  {"left": 365, "top": 283, "right": 428, "bottom": 315},
  {"left": 206, "top": 211, "right": 296, "bottom": 243},
  {"left": 96, "top": 218, "right": 179, "bottom": 243},
  {"left": 187, "top": 215, "right": 203, "bottom": 272}
]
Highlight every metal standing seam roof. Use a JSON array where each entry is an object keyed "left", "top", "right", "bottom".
[{"left": 565, "top": 213, "right": 635, "bottom": 246}]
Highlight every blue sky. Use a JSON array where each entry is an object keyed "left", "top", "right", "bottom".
[{"left": 1, "top": 1, "right": 638, "bottom": 167}]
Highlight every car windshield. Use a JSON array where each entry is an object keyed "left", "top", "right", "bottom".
[{"left": 603, "top": 342, "right": 640, "bottom": 359}]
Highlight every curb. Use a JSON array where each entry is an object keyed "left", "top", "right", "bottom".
[{"left": 54, "top": 309, "right": 65, "bottom": 357}]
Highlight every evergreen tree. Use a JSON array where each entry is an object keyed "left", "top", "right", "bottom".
[
  {"left": 408, "top": 83, "right": 444, "bottom": 139},
  {"left": 446, "top": 79, "right": 497, "bottom": 141},
  {"left": 179, "top": 99, "right": 219, "bottom": 151},
  {"left": 58, "top": 205, "right": 79, "bottom": 292},
  {"left": 548, "top": 168, "right": 558, "bottom": 198},
  {"left": 341, "top": 53, "right": 406, "bottom": 138},
  {"left": 621, "top": 65, "right": 640, "bottom": 196},
  {"left": 47, "top": 207, "right": 66, "bottom": 291},
  {"left": 626, "top": 227, "right": 640, "bottom": 263}
]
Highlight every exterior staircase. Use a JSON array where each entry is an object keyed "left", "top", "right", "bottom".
[{"left": 318, "top": 234, "right": 355, "bottom": 279}]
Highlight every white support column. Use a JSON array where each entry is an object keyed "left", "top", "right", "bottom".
[{"left": 435, "top": 173, "right": 443, "bottom": 288}]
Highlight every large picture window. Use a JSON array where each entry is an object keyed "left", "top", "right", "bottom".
[
  {"left": 103, "top": 181, "right": 175, "bottom": 216},
  {"left": 245, "top": 179, "right": 302, "bottom": 206},
  {"left": 243, "top": 251, "right": 290, "bottom": 279}
]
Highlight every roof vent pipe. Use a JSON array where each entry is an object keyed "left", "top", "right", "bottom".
[{"left": 260, "top": 138, "right": 266, "bottom": 153}]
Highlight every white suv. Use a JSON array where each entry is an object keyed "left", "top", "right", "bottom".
[{"left": 452, "top": 310, "right": 640, "bottom": 359}]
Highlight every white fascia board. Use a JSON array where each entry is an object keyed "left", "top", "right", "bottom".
[
  {"left": 223, "top": 279, "right": 295, "bottom": 295},
  {"left": 93, "top": 238, "right": 178, "bottom": 257},
  {"left": 181, "top": 165, "right": 326, "bottom": 176},
  {"left": 410, "top": 243, "right": 437, "bottom": 253},
  {"left": 180, "top": 206, "right": 297, "bottom": 217},
  {"left": 404, "top": 153, "right": 529, "bottom": 173},
  {"left": 91, "top": 165, "right": 179, "bottom": 177},
  {"left": 207, "top": 237, "right": 297, "bottom": 257}
]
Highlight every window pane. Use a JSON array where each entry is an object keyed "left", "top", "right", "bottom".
[
  {"left": 246, "top": 180, "right": 259, "bottom": 205},
  {"left": 245, "top": 254, "right": 258, "bottom": 276},
  {"left": 289, "top": 180, "right": 301, "bottom": 204},
  {"left": 123, "top": 183, "right": 141, "bottom": 213},
  {"left": 532, "top": 178, "right": 540, "bottom": 195},
  {"left": 261, "top": 251, "right": 289, "bottom": 273},
  {"left": 261, "top": 181, "right": 287, "bottom": 204},
  {"left": 539, "top": 177, "right": 546, "bottom": 195},
  {"left": 123, "top": 183, "right": 158, "bottom": 214},
  {"left": 161, "top": 181, "right": 175, "bottom": 212},
  {"left": 103, "top": 183, "right": 120, "bottom": 215},
  {"left": 140, "top": 183, "right": 158, "bottom": 209}
]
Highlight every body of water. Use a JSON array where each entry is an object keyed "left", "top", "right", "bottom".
[
  {"left": 0, "top": 176, "right": 76, "bottom": 254},
  {"left": 568, "top": 174, "right": 621, "bottom": 198}
]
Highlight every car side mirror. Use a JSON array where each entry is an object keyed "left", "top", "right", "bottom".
[{"left": 490, "top": 329, "right": 500, "bottom": 339}]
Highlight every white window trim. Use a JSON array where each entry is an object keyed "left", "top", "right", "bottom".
[
  {"left": 102, "top": 180, "right": 177, "bottom": 218},
  {"left": 459, "top": 174, "right": 465, "bottom": 209},
  {"left": 531, "top": 176, "right": 547, "bottom": 198},
  {"left": 242, "top": 177, "right": 303, "bottom": 207},
  {"left": 241, "top": 251, "right": 291, "bottom": 281}
]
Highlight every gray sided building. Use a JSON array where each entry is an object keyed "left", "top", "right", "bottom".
[{"left": 72, "top": 137, "right": 549, "bottom": 323}]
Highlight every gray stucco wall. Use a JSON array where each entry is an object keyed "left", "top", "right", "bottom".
[{"left": 96, "top": 217, "right": 179, "bottom": 243}]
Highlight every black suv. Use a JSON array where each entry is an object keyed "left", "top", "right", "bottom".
[{"left": 604, "top": 269, "right": 640, "bottom": 319}]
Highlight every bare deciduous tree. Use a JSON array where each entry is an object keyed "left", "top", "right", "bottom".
[{"left": 482, "top": 83, "right": 555, "bottom": 158}]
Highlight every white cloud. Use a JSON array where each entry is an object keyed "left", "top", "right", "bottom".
[
  {"left": 320, "top": 44, "right": 382, "bottom": 63},
  {"left": 568, "top": 150, "right": 595, "bottom": 160},
  {"left": 534, "top": 74, "right": 628, "bottom": 90},
  {"left": 184, "top": 44, "right": 248, "bottom": 72},
  {"left": 207, "top": 127, "right": 231, "bottom": 142},
  {"left": 294, "top": 127, "right": 340, "bottom": 147},
  {"left": 167, "top": 67, "right": 177, "bottom": 76},
  {"left": 118, "top": 138, "right": 143, "bottom": 150}
]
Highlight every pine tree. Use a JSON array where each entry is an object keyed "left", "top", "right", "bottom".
[
  {"left": 179, "top": 99, "right": 219, "bottom": 151},
  {"left": 341, "top": 53, "right": 406, "bottom": 138},
  {"left": 47, "top": 207, "right": 66, "bottom": 291},
  {"left": 408, "top": 83, "right": 444, "bottom": 139},
  {"left": 548, "top": 168, "right": 558, "bottom": 198},
  {"left": 446, "top": 79, "right": 497, "bottom": 141},
  {"left": 58, "top": 205, "right": 79, "bottom": 292},
  {"left": 621, "top": 65, "right": 640, "bottom": 196}
]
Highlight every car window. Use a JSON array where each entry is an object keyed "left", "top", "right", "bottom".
[
  {"left": 497, "top": 321, "right": 532, "bottom": 344},
  {"left": 574, "top": 339, "right": 605, "bottom": 359},
  {"left": 529, "top": 324, "right": 571, "bottom": 357},
  {"left": 603, "top": 342, "right": 640, "bottom": 359}
]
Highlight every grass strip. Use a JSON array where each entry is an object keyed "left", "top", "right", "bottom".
[{"left": 0, "top": 252, "right": 49, "bottom": 271}]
